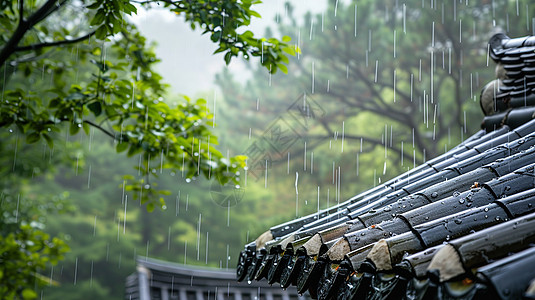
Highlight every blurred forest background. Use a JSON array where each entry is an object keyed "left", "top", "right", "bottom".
[{"left": 2, "top": 0, "right": 535, "bottom": 299}]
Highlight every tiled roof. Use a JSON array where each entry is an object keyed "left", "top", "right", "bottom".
[
  {"left": 125, "top": 256, "right": 310, "bottom": 300},
  {"left": 236, "top": 34, "right": 535, "bottom": 300}
]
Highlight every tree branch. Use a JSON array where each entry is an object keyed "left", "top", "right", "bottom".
[
  {"left": 27, "top": 0, "right": 69, "bottom": 27},
  {"left": 0, "top": 0, "right": 69, "bottom": 67},
  {"left": 303, "top": 133, "right": 421, "bottom": 165},
  {"left": 83, "top": 120, "right": 116, "bottom": 140},
  {"left": 327, "top": 89, "right": 407, "bottom": 124},
  {"left": 15, "top": 31, "right": 95, "bottom": 52},
  {"left": 19, "top": 0, "right": 24, "bottom": 24}
]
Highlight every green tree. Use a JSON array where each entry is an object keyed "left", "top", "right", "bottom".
[
  {"left": 0, "top": 0, "right": 295, "bottom": 297},
  {"left": 18, "top": 122, "right": 282, "bottom": 299},
  {"left": 216, "top": 0, "right": 535, "bottom": 202},
  {"left": 0, "top": 132, "right": 74, "bottom": 299}
]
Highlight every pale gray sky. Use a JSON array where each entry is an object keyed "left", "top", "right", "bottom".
[{"left": 131, "top": 1, "right": 327, "bottom": 96}]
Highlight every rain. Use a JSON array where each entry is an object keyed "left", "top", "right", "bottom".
[{"left": 1, "top": 0, "right": 535, "bottom": 299}]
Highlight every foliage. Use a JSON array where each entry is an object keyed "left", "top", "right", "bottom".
[
  {"left": 138, "top": 0, "right": 298, "bottom": 71},
  {"left": 216, "top": 0, "right": 535, "bottom": 202},
  {"left": 0, "top": 0, "right": 295, "bottom": 206},
  {"left": 0, "top": 133, "right": 74, "bottom": 299},
  {"left": 32, "top": 131, "right": 271, "bottom": 299},
  {"left": 0, "top": 0, "right": 295, "bottom": 297},
  {"left": 0, "top": 221, "right": 69, "bottom": 299}
]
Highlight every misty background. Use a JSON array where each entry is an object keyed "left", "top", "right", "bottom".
[{"left": 3, "top": 0, "right": 533, "bottom": 299}]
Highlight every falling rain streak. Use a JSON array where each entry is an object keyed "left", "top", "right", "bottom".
[{"left": 7, "top": 0, "right": 535, "bottom": 297}]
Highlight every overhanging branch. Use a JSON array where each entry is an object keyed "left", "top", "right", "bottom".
[
  {"left": 83, "top": 120, "right": 116, "bottom": 140},
  {"left": 15, "top": 31, "right": 96, "bottom": 52},
  {"left": 0, "top": 0, "right": 69, "bottom": 67}
]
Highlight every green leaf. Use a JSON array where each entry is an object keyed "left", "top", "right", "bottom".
[
  {"left": 159, "top": 189, "right": 171, "bottom": 196},
  {"left": 282, "top": 46, "right": 296, "bottom": 56},
  {"left": 224, "top": 52, "right": 232, "bottom": 65},
  {"left": 26, "top": 132, "right": 40, "bottom": 144},
  {"left": 277, "top": 63, "right": 288, "bottom": 74},
  {"left": 95, "top": 25, "right": 107, "bottom": 40},
  {"left": 217, "top": 175, "right": 230, "bottom": 185},
  {"left": 65, "top": 92, "right": 86, "bottom": 101},
  {"left": 241, "top": 30, "right": 254, "bottom": 39},
  {"left": 123, "top": 2, "right": 137, "bottom": 14},
  {"left": 146, "top": 202, "right": 155, "bottom": 212},
  {"left": 127, "top": 144, "right": 142, "bottom": 157},
  {"left": 234, "top": 155, "right": 248, "bottom": 162},
  {"left": 282, "top": 35, "right": 292, "bottom": 43},
  {"left": 123, "top": 174, "right": 135, "bottom": 180},
  {"left": 87, "top": 101, "right": 102, "bottom": 116},
  {"left": 42, "top": 134, "right": 54, "bottom": 148},
  {"left": 211, "top": 31, "right": 222, "bottom": 42},
  {"left": 22, "top": 289, "right": 37, "bottom": 300},
  {"left": 89, "top": 59, "right": 109, "bottom": 73},
  {"left": 90, "top": 10, "right": 106, "bottom": 26},
  {"left": 159, "top": 197, "right": 167, "bottom": 205},
  {"left": 69, "top": 123, "right": 80, "bottom": 135},
  {"left": 213, "top": 46, "right": 226, "bottom": 54},
  {"left": 250, "top": 10, "right": 261, "bottom": 18},
  {"left": 116, "top": 142, "right": 128, "bottom": 153},
  {"left": 82, "top": 122, "right": 90, "bottom": 135},
  {"left": 86, "top": 2, "right": 101, "bottom": 9}
]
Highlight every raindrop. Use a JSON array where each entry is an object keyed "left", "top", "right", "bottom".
[
  {"left": 167, "top": 226, "right": 171, "bottom": 250},
  {"left": 206, "top": 232, "right": 209, "bottom": 264},
  {"left": 431, "top": 192, "right": 438, "bottom": 198},
  {"left": 374, "top": 60, "right": 378, "bottom": 82},
  {"left": 123, "top": 195, "right": 128, "bottom": 234},
  {"left": 87, "top": 164, "right": 92, "bottom": 188},
  {"left": 184, "top": 240, "right": 187, "bottom": 264},
  {"left": 295, "top": 172, "right": 299, "bottom": 217},
  {"left": 73, "top": 257, "right": 78, "bottom": 285},
  {"left": 197, "top": 214, "right": 202, "bottom": 260},
  {"left": 393, "top": 31, "right": 396, "bottom": 58}
]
